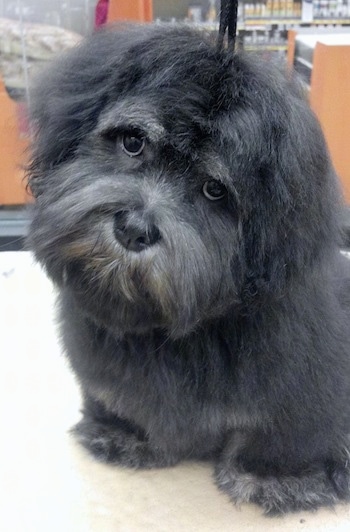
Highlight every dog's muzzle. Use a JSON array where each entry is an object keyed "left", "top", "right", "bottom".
[{"left": 113, "top": 209, "right": 161, "bottom": 253}]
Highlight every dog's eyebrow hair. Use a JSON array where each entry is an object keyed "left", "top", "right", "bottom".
[
  {"left": 202, "top": 151, "right": 234, "bottom": 187},
  {"left": 97, "top": 100, "right": 165, "bottom": 143}
]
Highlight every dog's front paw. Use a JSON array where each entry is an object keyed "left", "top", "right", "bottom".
[
  {"left": 71, "top": 417, "right": 177, "bottom": 469},
  {"left": 215, "top": 458, "right": 346, "bottom": 515}
]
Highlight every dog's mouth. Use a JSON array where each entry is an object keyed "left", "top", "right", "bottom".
[
  {"left": 62, "top": 255, "right": 168, "bottom": 332},
  {"left": 60, "top": 246, "right": 210, "bottom": 338}
]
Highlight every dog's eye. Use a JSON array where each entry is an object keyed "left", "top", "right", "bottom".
[
  {"left": 121, "top": 132, "right": 145, "bottom": 157},
  {"left": 202, "top": 180, "right": 227, "bottom": 201}
]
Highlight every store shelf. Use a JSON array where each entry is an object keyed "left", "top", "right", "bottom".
[
  {"left": 243, "top": 44, "right": 288, "bottom": 51},
  {"left": 244, "top": 18, "right": 350, "bottom": 25},
  {"left": 0, "top": 208, "right": 30, "bottom": 251}
]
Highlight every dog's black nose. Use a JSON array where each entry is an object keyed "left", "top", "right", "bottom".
[{"left": 114, "top": 210, "right": 161, "bottom": 252}]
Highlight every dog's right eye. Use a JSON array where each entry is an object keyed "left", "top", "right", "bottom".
[
  {"left": 121, "top": 132, "right": 145, "bottom": 157},
  {"left": 202, "top": 180, "right": 227, "bottom": 201}
]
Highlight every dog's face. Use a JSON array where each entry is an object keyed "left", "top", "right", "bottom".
[{"left": 28, "top": 25, "right": 339, "bottom": 337}]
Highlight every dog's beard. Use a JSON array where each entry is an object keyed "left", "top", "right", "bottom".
[
  {"left": 58, "top": 222, "right": 236, "bottom": 337},
  {"left": 30, "top": 167, "right": 240, "bottom": 337}
]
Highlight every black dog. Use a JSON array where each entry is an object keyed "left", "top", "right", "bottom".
[{"left": 27, "top": 24, "right": 350, "bottom": 515}]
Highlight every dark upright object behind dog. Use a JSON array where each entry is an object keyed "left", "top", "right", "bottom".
[{"left": 27, "top": 24, "right": 350, "bottom": 514}]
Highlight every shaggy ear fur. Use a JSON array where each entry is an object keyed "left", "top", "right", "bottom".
[{"left": 219, "top": 58, "right": 342, "bottom": 301}]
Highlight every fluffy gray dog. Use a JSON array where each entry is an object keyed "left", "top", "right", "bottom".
[{"left": 27, "top": 24, "right": 350, "bottom": 515}]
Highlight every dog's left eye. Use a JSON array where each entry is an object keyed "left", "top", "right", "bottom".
[
  {"left": 121, "top": 132, "right": 145, "bottom": 157},
  {"left": 202, "top": 180, "right": 227, "bottom": 201}
]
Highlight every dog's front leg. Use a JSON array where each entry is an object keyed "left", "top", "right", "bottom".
[
  {"left": 71, "top": 397, "right": 179, "bottom": 469},
  {"left": 215, "top": 430, "right": 350, "bottom": 515}
]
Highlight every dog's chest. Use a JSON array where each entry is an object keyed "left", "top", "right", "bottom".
[
  {"left": 87, "top": 332, "right": 232, "bottom": 449},
  {"left": 63, "top": 306, "right": 266, "bottom": 450}
]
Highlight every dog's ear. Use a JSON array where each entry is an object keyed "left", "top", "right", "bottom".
[
  {"left": 27, "top": 32, "right": 107, "bottom": 197},
  {"left": 229, "top": 60, "right": 342, "bottom": 300}
]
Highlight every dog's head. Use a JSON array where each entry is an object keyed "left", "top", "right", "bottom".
[{"left": 27, "top": 25, "right": 340, "bottom": 336}]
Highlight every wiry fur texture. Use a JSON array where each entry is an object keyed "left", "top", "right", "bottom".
[{"left": 27, "top": 24, "right": 350, "bottom": 515}]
